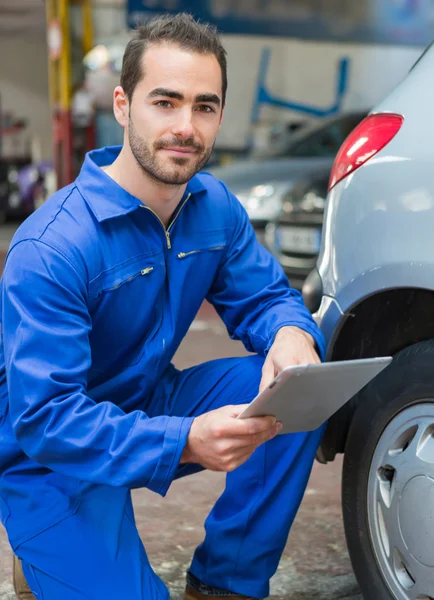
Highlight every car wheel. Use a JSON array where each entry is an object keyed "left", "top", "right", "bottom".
[{"left": 342, "top": 340, "right": 434, "bottom": 600}]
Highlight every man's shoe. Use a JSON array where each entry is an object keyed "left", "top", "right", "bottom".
[
  {"left": 184, "top": 585, "right": 257, "bottom": 600},
  {"left": 13, "top": 555, "right": 36, "bottom": 600}
]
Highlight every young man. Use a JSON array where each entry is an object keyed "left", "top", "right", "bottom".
[{"left": 3, "top": 13, "right": 325, "bottom": 600}]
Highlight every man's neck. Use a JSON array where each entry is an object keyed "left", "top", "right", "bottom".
[{"left": 102, "top": 145, "right": 187, "bottom": 227}]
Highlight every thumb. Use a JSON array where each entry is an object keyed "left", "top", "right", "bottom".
[{"left": 259, "top": 359, "right": 275, "bottom": 393}]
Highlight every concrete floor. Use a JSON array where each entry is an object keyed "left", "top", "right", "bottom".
[{"left": 0, "top": 222, "right": 362, "bottom": 599}]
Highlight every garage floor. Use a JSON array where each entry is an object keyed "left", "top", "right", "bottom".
[{"left": 0, "top": 226, "right": 362, "bottom": 599}]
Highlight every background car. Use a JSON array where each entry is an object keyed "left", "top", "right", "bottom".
[
  {"left": 210, "top": 110, "right": 366, "bottom": 250},
  {"left": 265, "top": 170, "right": 330, "bottom": 289},
  {"left": 306, "top": 42, "right": 434, "bottom": 600}
]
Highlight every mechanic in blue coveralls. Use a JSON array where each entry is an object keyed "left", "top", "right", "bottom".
[{"left": 3, "top": 13, "right": 326, "bottom": 600}]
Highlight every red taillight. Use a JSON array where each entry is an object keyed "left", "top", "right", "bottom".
[{"left": 328, "top": 113, "right": 404, "bottom": 191}]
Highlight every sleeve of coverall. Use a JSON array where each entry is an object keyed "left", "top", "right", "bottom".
[
  {"left": 206, "top": 184, "right": 326, "bottom": 360},
  {"left": 2, "top": 239, "right": 193, "bottom": 496}
]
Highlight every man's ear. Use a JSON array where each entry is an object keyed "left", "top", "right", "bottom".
[{"left": 113, "top": 86, "right": 129, "bottom": 127}]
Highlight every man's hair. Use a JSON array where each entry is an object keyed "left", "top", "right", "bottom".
[{"left": 120, "top": 13, "right": 228, "bottom": 106}]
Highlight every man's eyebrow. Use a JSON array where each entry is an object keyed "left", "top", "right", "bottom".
[
  {"left": 148, "top": 88, "right": 184, "bottom": 100},
  {"left": 195, "top": 93, "right": 221, "bottom": 107},
  {"left": 148, "top": 88, "right": 221, "bottom": 107}
]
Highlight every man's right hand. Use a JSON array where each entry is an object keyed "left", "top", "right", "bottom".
[{"left": 180, "top": 405, "right": 282, "bottom": 472}]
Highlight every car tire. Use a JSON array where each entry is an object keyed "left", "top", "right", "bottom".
[{"left": 342, "top": 340, "right": 434, "bottom": 600}]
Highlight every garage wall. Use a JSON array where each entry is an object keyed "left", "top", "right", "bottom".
[
  {"left": 220, "top": 36, "right": 423, "bottom": 149},
  {"left": 0, "top": 37, "right": 52, "bottom": 161}
]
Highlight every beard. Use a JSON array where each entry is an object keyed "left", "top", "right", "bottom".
[{"left": 128, "top": 117, "right": 214, "bottom": 186}]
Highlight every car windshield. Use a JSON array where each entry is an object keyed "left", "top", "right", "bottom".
[{"left": 251, "top": 114, "right": 365, "bottom": 160}]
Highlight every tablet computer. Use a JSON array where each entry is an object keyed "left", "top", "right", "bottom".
[{"left": 237, "top": 357, "right": 392, "bottom": 434}]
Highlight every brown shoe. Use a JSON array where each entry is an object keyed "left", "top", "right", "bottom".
[
  {"left": 184, "top": 584, "right": 258, "bottom": 600},
  {"left": 13, "top": 555, "right": 36, "bottom": 600}
]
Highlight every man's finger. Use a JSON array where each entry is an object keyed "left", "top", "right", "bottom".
[
  {"left": 223, "top": 414, "right": 277, "bottom": 437},
  {"left": 222, "top": 423, "right": 281, "bottom": 449},
  {"left": 223, "top": 424, "right": 283, "bottom": 469}
]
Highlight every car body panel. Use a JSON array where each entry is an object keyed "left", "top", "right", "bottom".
[
  {"left": 316, "top": 45, "right": 434, "bottom": 345},
  {"left": 309, "top": 43, "right": 434, "bottom": 470},
  {"left": 318, "top": 157, "right": 434, "bottom": 318}
]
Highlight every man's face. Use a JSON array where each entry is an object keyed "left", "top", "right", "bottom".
[{"left": 125, "top": 43, "right": 223, "bottom": 186}]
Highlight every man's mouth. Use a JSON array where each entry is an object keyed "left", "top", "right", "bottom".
[{"left": 162, "top": 147, "right": 198, "bottom": 155}]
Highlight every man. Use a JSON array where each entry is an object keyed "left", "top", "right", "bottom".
[{"left": 2, "top": 13, "right": 325, "bottom": 600}]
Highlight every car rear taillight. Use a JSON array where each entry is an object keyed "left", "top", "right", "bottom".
[{"left": 328, "top": 113, "right": 404, "bottom": 191}]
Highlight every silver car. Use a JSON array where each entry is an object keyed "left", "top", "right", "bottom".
[{"left": 305, "top": 43, "right": 434, "bottom": 600}]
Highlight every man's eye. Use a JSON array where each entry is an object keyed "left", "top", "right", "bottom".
[
  {"left": 196, "top": 105, "right": 214, "bottom": 113},
  {"left": 156, "top": 100, "right": 172, "bottom": 108}
]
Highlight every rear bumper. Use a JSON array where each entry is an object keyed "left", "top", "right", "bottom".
[
  {"left": 313, "top": 295, "right": 345, "bottom": 357},
  {"left": 301, "top": 268, "right": 322, "bottom": 313}
]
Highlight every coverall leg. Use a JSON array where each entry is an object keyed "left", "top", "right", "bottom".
[{"left": 16, "top": 355, "right": 325, "bottom": 600}]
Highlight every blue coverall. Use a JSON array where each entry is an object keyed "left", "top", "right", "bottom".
[{"left": 0, "top": 146, "right": 326, "bottom": 599}]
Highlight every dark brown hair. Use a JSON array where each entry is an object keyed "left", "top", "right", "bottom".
[{"left": 120, "top": 13, "right": 227, "bottom": 106}]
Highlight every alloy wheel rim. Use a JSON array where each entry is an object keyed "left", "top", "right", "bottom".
[{"left": 368, "top": 402, "right": 434, "bottom": 600}]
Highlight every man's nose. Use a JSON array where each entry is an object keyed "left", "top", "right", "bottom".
[{"left": 171, "top": 108, "right": 195, "bottom": 140}]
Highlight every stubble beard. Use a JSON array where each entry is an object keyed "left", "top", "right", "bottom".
[{"left": 128, "top": 117, "right": 214, "bottom": 186}]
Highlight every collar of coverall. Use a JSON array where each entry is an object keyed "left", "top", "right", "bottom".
[{"left": 76, "top": 145, "right": 207, "bottom": 223}]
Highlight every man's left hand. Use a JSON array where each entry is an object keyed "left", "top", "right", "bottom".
[{"left": 259, "top": 326, "right": 320, "bottom": 393}]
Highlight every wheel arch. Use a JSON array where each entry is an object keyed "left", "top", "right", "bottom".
[{"left": 318, "top": 287, "right": 434, "bottom": 462}]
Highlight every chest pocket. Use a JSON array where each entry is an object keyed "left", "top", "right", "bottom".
[
  {"left": 170, "top": 229, "right": 229, "bottom": 306},
  {"left": 88, "top": 251, "right": 166, "bottom": 373},
  {"left": 175, "top": 230, "right": 229, "bottom": 261}
]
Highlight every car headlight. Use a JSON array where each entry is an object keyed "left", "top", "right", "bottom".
[{"left": 236, "top": 182, "right": 293, "bottom": 221}]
